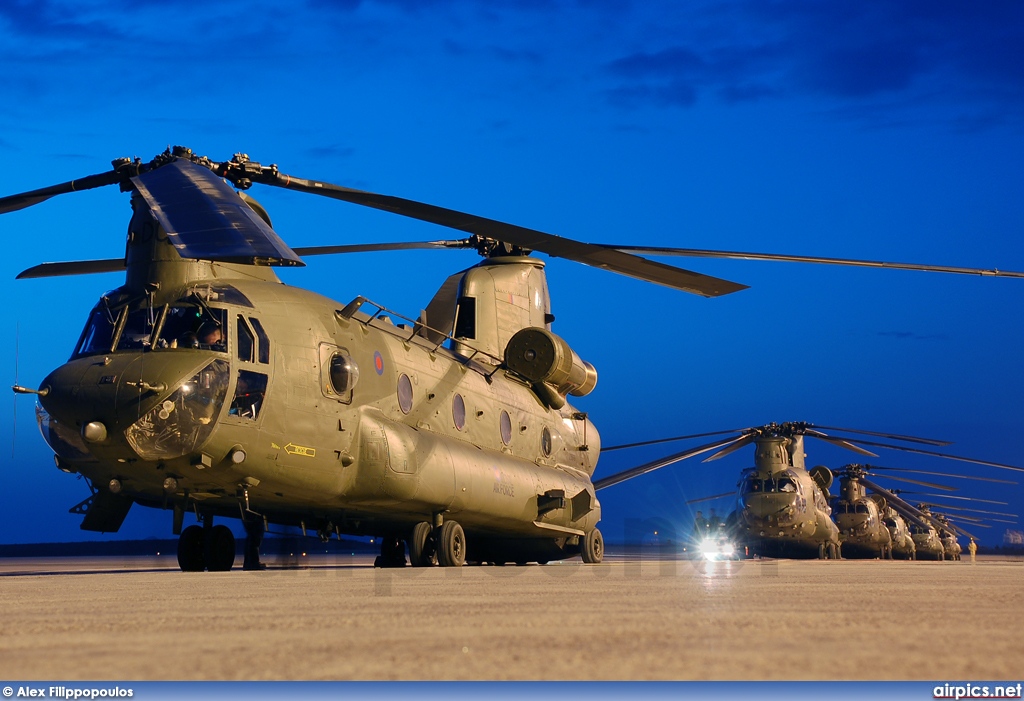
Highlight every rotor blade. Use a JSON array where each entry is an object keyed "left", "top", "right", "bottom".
[
  {"left": 809, "top": 424, "right": 951, "bottom": 447},
  {"left": 937, "top": 515, "right": 996, "bottom": 527},
  {"left": 255, "top": 172, "right": 748, "bottom": 297},
  {"left": 867, "top": 465, "right": 1016, "bottom": 485},
  {"left": 593, "top": 435, "right": 747, "bottom": 491},
  {"left": 862, "top": 478, "right": 948, "bottom": 531},
  {"left": 870, "top": 474, "right": 959, "bottom": 492},
  {"left": 17, "top": 258, "right": 126, "bottom": 279},
  {"left": 804, "top": 430, "right": 878, "bottom": 457},
  {"left": 0, "top": 169, "right": 123, "bottom": 215},
  {"left": 913, "top": 503, "right": 1018, "bottom": 518},
  {"left": 132, "top": 160, "right": 304, "bottom": 267},
  {"left": 292, "top": 240, "right": 472, "bottom": 257},
  {"left": 891, "top": 491, "right": 1007, "bottom": 506},
  {"left": 604, "top": 428, "right": 747, "bottom": 452},
  {"left": 837, "top": 438, "right": 1024, "bottom": 472},
  {"left": 686, "top": 491, "right": 736, "bottom": 505},
  {"left": 604, "top": 245, "right": 1024, "bottom": 280},
  {"left": 702, "top": 434, "right": 757, "bottom": 462}
]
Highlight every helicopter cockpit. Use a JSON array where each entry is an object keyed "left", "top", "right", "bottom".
[
  {"left": 741, "top": 474, "right": 799, "bottom": 495},
  {"left": 72, "top": 286, "right": 245, "bottom": 359},
  {"left": 36, "top": 284, "right": 269, "bottom": 465}
]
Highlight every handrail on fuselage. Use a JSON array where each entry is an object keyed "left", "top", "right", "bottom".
[{"left": 337, "top": 296, "right": 507, "bottom": 381}]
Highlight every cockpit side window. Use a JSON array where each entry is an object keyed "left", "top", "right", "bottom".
[
  {"left": 236, "top": 315, "right": 255, "bottom": 363},
  {"left": 249, "top": 317, "right": 270, "bottom": 364}
]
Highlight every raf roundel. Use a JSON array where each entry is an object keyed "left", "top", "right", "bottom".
[{"left": 373, "top": 351, "right": 384, "bottom": 376}]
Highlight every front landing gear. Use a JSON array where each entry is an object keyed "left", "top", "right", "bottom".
[
  {"left": 242, "top": 514, "right": 266, "bottom": 571},
  {"left": 177, "top": 523, "right": 236, "bottom": 572}
]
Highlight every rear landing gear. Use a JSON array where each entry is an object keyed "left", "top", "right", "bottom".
[
  {"left": 408, "top": 521, "right": 436, "bottom": 567},
  {"left": 435, "top": 520, "right": 466, "bottom": 567},
  {"left": 581, "top": 528, "right": 604, "bottom": 563}
]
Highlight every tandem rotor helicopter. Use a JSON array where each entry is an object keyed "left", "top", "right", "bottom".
[
  {"left": 4, "top": 146, "right": 1024, "bottom": 571},
  {"left": 596, "top": 422, "right": 1022, "bottom": 559}
]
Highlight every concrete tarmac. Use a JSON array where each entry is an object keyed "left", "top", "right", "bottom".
[{"left": 0, "top": 553, "right": 1021, "bottom": 681}]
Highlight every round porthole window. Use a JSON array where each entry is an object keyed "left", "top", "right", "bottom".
[
  {"left": 541, "top": 426, "right": 553, "bottom": 456},
  {"left": 499, "top": 410, "right": 512, "bottom": 445},
  {"left": 329, "top": 353, "right": 359, "bottom": 394},
  {"left": 397, "top": 374, "right": 413, "bottom": 414},
  {"left": 453, "top": 393, "right": 466, "bottom": 431}
]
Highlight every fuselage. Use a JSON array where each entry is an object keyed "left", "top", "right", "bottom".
[{"left": 38, "top": 271, "right": 602, "bottom": 549}]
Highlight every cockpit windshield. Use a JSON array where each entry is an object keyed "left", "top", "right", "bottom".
[
  {"left": 74, "top": 293, "right": 228, "bottom": 357},
  {"left": 743, "top": 475, "right": 798, "bottom": 494}
]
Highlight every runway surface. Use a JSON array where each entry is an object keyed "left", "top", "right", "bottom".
[{"left": 0, "top": 552, "right": 1021, "bottom": 681}]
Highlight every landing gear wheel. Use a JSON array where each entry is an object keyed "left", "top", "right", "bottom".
[
  {"left": 827, "top": 542, "right": 839, "bottom": 560},
  {"left": 818, "top": 542, "right": 827, "bottom": 560},
  {"left": 581, "top": 528, "right": 604, "bottom": 564},
  {"left": 435, "top": 521, "right": 466, "bottom": 567},
  {"left": 177, "top": 525, "right": 206, "bottom": 572},
  {"left": 204, "top": 524, "right": 236, "bottom": 571},
  {"left": 408, "top": 521, "right": 436, "bottom": 567},
  {"left": 374, "top": 536, "right": 407, "bottom": 568}
]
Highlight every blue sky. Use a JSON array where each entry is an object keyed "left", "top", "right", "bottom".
[{"left": 1, "top": 0, "right": 1022, "bottom": 545}]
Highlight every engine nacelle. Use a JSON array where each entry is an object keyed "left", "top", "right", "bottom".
[{"left": 504, "top": 327, "right": 598, "bottom": 398}]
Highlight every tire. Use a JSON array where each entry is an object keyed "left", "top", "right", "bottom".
[
  {"left": 408, "top": 521, "right": 435, "bottom": 567},
  {"left": 818, "top": 543, "right": 827, "bottom": 560},
  {"left": 204, "top": 525, "right": 236, "bottom": 571},
  {"left": 177, "top": 525, "right": 206, "bottom": 572},
  {"left": 581, "top": 528, "right": 604, "bottom": 564},
  {"left": 436, "top": 521, "right": 466, "bottom": 567}
]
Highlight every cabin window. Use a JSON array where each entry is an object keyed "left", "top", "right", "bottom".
[
  {"left": 541, "top": 426, "right": 553, "bottom": 456},
  {"left": 452, "top": 393, "right": 466, "bottom": 431},
  {"left": 454, "top": 296, "right": 476, "bottom": 339},
  {"left": 318, "top": 344, "right": 357, "bottom": 404},
  {"left": 249, "top": 317, "right": 270, "bottom": 364},
  {"left": 230, "top": 370, "right": 267, "bottom": 420},
  {"left": 236, "top": 315, "right": 255, "bottom": 363},
  {"left": 397, "top": 374, "right": 414, "bottom": 414},
  {"left": 499, "top": 410, "right": 512, "bottom": 445}
]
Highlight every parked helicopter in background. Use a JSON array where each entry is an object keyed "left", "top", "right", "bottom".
[
  {"left": 596, "top": 422, "right": 1022, "bottom": 559},
  {"left": 831, "top": 465, "right": 1015, "bottom": 559},
  {"left": 6, "top": 148, "right": 1024, "bottom": 572}
]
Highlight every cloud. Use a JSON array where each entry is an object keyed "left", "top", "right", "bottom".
[{"left": 601, "top": 0, "right": 1024, "bottom": 127}]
